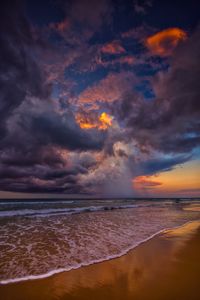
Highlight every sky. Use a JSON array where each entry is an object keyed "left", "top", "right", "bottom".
[{"left": 0, "top": 0, "right": 200, "bottom": 198}]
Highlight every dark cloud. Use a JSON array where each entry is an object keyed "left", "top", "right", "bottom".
[
  {"left": 30, "top": 113, "right": 105, "bottom": 151},
  {"left": 0, "top": 0, "right": 50, "bottom": 138},
  {"left": 137, "top": 155, "right": 191, "bottom": 176},
  {"left": 0, "top": 1, "right": 105, "bottom": 194},
  {"left": 48, "top": 0, "right": 113, "bottom": 46},
  {"left": 0, "top": 1, "right": 199, "bottom": 196},
  {"left": 66, "top": 0, "right": 112, "bottom": 38},
  {"left": 133, "top": 0, "right": 152, "bottom": 15},
  {"left": 0, "top": 146, "right": 99, "bottom": 193},
  {"left": 119, "top": 26, "right": 200, "bottom": 154}
]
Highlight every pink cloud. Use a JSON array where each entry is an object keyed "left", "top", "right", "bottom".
[
  {"left": 101, "top": 40, "right": 125, "bottom": 54},
  {"left": 133, "top": 175, "right": 162, "bottom": 189},
  {"left": 78, "top": 72, "right": 135, "bottom": 110},
  {"left": 118, "top": 55, "right": 135, "bottom": 65}
]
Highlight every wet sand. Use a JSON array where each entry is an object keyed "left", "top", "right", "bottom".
[{"left": 1, "top": 220, "right": 200, "bottom": 300}]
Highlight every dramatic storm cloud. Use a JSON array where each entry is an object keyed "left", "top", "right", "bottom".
[{"left": 0, "top": 0, "right": 199, "bottom": 197}]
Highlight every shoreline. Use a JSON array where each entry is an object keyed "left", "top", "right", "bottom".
[
  {"left": 1, "top": 219, "right": 200, "bottom": 286},
  {"left": 1, "top": 219, "right": 200, "bottom": 300}
]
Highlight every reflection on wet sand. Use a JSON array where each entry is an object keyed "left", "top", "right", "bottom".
[
  {"left": 1, "top": 220, "right": 200, "bottom": 300},
  {"left": 183, "top": 204, "right": 200, "bottom": 212}
]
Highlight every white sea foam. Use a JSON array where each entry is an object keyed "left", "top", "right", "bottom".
[
  {"left": 0, "top": 227, "right": 175, "bottom": 285},
  {"left": 0, "top": 204, "right": 140, "bottom": 217},
  {"left": 0, "top": 200, "right": 199, "bottom": 285},
  {"left": 0, "top": 200, "right": 74, "bottom": 205}
]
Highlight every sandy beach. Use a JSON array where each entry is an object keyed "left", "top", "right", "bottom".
[
  {"left": 1, "top": 0, "right": 200, "bottom": 298},
  {"left": 1, "top": 220, "right": 200, "bottom": 300}
]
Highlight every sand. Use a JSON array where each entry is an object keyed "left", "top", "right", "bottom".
[{"left": 0, "top": 220, "right": 200, "bottom": 300}]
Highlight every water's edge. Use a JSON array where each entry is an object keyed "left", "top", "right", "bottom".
[{"left": 1, "top": 219, "right": 199, "bottom": 286}]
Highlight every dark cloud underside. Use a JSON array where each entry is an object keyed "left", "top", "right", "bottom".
[{"left": 0, "top": 0, "right": 199, "bottom": 195}]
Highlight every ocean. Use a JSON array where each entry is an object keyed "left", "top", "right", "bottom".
[{"left": 0, "top": 199, "right": 200, "bottom": 284}]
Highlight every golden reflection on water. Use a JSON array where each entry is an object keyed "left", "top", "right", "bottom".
[
  {"left": 183, "top": 204, "right": 200, "bottom": 212},
  {"left": 50, "top": 225, "right": 193, "bottom": 299},
  {"left": 1, "top": 220, "right": 200, "bottom": 300},
  {"left": 164, "top": 220, "right": 200, "bottom": 237}
]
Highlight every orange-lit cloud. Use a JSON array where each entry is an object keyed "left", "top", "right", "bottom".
[
  {"left": 97, "top": 55, "right": 135, "bottom": 69},
  {"left": 146, "top": 28, "right": 187, "bottom": 56},
  {"left": 133, "top": 175, "right": 162, "bottom": 189},
  {"left": 118, "top": 55, "right": 135, "bottom": 65},
  {"left": 76, "top": 112, "right": 113, "bottom": 130},
  {"left": 99, "top": 112, "right": 113, "bottom": 129},
  {"left": 76, "top": 113, "right": 96, "bottom": 129},
  {"left": 133, "top": 159, "right": 200, "bottom": 196},
  {"left": 101, "top": 41, "right": 125, "bottom": 54}
]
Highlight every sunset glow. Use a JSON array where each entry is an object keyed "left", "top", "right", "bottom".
[
  {"left": 76, "top": 112, "right": 113, "bottom": 130},
  {"left": 1, "top": 3, "right": 200, "bottom": 300},
  {"left": 99, "top": 112, "right": 113, "bottom": 129},
  {"left": 133, "top": 160, "right": 200, "bottom": 196},
  {"left": 0, "top": 0, "right": 199, "bottom": 198},
  {"left": 146, "top": 27, "right": 187, "bottom": 56}
]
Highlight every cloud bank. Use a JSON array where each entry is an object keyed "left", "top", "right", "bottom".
[{"left": 0, "top": 0, "right": 199, "bottom": 196}]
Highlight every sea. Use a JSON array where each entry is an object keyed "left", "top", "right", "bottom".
[{"left": 0, "top": 198, "right": 200, "bottom": 284}]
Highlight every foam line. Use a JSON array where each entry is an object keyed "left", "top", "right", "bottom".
[
  {"left": 0, "top": 204, "right": 142, "bottom": 217},
  {"left": 1, "top": 220, "right": 199, "bottom": 285}
]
